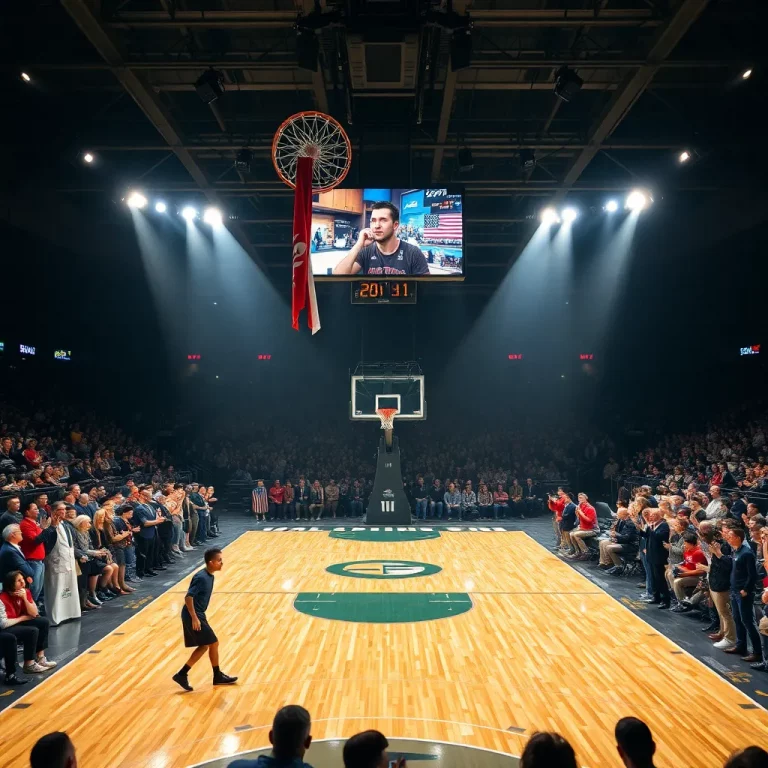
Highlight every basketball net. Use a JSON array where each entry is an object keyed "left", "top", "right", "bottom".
[{"left": 377, "top": 408, "right": 398, "bottom": 449}]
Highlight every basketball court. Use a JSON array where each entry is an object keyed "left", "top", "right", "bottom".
[{"left": 1, "top": 528, "right": 766, "bottom": 768}]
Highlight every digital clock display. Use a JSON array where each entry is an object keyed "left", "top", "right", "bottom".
[{"left": 351, "top": 281, "right": 417, "bottom": 305}]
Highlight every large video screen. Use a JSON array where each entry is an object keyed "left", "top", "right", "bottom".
[{"left": 310, "top": 187, "right": 464, "bottom": 277}]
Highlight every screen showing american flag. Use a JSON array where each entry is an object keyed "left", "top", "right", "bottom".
[{"left": 423, "top": 213, "right": 463, "bottom": 242}]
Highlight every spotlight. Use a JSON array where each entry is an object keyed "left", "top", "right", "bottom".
[
  {"left": 235, "top": 148, "right": 253, "bottom": 173},
  {"left": 450, "top": 24, "right": 472, "bottom": 72},
  {"left": 741, "top": 68, "right": 753, "bottom": 80},
  {"left": 21, "top": 72, "right": 31, "bottom": 83},
  {"left": 203, "top": 207, "right": 223, "bottom": 226},
  {"left": 83, "top": 152, "right": 94, "bottom": 164},
  {"left": 519, "top": 148, "right": 536, "bottom": 171},
  {"left": 604, "top": 199, "right": 619, "bottom": 213},
  {"left": 296, "top": 25, "right": 320, "bottom": 72},
  {"left": 540, "top": 207, "right": 560, "bottom": 225},
  {"left": 457, "top": 146, "right": 474, "bottom": 172},
  {"left": 181, "top": 206, "right": 198, "bottom": 221},
  {"left": 126, "top": 192, "right": 147, "bottom": 209},
  {"left": 194, "top": 69, "right": 224, "bottom": 104},
  {"left": 678, "top": 150, "right": 691, "bottom": 164},
  {"left": 554, "top": 66, "right": 583, "bottom": 102},
  {"left": 561, "top": 206, "right": 578, "bottom": 223},
  {"left": 626, "top": 189, "right": 651, "bottom": 212},
  {"left": 155, "top": 201, "right": 167, "bottom": 213}
]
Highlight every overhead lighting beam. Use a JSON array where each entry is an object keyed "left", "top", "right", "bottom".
[{"left": 60, "top": 0, "right": 264, "bottom": 268}]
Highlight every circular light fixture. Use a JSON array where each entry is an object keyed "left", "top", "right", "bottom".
[
  {"left": 678, "top": 150, "right": 691, "bottom": 164},
  {"left": 626, "top": 189, "right": 651, "bottom": 212},
  {"left": 540, "top": 207, "right": 560, "bottom": 225},
  {"left": 203, "top": 206, "right": 223, "bottom": 226},
  {"left": 742, "top": 68, "right": 753, "bottom": 80},
  {"left": 604, "top": 199, "right": 619, "bottom": 213},
  {"left": 126, "top": 191, "right": 148, "bottom": 209},
  {"left": 181, "top": 206, "right": 198, "bottom": 221},
  {"left": 155, "top": 201, "right": 167, "bottom": 213},
  {"left": 561, "top": 206, "right": 578, "bottom": 223},
  {"left": 83, "top": 152, "right": 94, "bottom": 164},
  {"left": 21, "top": 72, "right": 31, "bottom": 83}
]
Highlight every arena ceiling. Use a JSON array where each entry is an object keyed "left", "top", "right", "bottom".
[{"left": 2, "top": 0, "right": 765, "bottom": 283}]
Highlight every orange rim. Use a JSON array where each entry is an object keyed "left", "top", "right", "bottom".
[{"left": 272, "top": 111, "right": 352, "bottom": 193}]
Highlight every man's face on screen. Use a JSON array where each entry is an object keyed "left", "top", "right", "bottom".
[{"left": 370, "top": 208, "right": 396, "bottom": 242}]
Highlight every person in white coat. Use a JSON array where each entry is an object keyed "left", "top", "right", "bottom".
[{"left": 42, "top": 502, "right": 81, "bottom": 626}]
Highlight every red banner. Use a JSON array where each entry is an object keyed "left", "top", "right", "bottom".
[{"left": 291, "top": 157, "right": 320, "bottom": 333}]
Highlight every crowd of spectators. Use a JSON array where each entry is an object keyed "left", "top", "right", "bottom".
[
  {"left": 548, "top": 479, "right": 768, "bottom": 674},
  {"left": 27, "top": 705, "right": 768, "bottom": 768}
]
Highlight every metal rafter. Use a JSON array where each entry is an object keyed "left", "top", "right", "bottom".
[
  {"left": 557, "top": 0, "right": 710, "bottom": 196},
  {"left": 59, "top": 0, "right": 262, "bottom": 264}
]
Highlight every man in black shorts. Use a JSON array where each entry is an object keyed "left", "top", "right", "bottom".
[
  {"left": 332, "top": 201, "right": 429, "bottom": 276},
  {"left": 172, "top": 547, "right": 237, "bottom": 691}
]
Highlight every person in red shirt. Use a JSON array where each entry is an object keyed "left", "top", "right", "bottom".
[
  {"left": 570, "top": 492, "right": 599, "bottom": 560},
  {"left": 547, "top": 488, "right": 566, "bottom": 549},
  {"left": 671, "top": 532, "right": 708, "bottom": 611},
  {"left": 268, "top": 480, "right": 286, "bottom": 520},
  {"left": 19, "top": 501, "right": 49, "bottom": 603},
  {"left": 22, "top": 439, "right": 43, "bottom": 469},
  {"left": 0, "top": 570, "right": 57, "bottom": 673}
]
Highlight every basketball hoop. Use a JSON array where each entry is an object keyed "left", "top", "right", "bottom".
[
  {"left": 376, "top": 408, "right": 398, "bottom": 432},
  {"left": 272, "top": 111, "right": 352, "bottom": 193},
  {"left": 376, "top": 407, "right": 398, "bottom": 450}
]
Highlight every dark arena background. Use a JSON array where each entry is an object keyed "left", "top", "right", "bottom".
[{"left": 2, "top": 1, "right": 768, "bottom": 767}]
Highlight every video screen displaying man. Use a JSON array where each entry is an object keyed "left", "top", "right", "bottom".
[{"left": 332, "top": 202, "right": 430, "bottom": 276}]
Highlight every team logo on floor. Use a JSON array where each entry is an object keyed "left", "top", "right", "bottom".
[{"left": 326, "top": 559, "right": 442, "bottom": 579}]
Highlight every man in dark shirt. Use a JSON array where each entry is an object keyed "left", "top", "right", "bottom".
[
  {"left": 229, "top": 705, "right": 314, "bottom": 768},
  {"left": 723, "top": 526, "right": 763, "bottom": 662},
  {"left": 332, "top": 202, "right": 430, "bottom": 276},
  {"left": 559, "top": 493, "right": 578, "bottom": 556},
  {"left": 0, "top": 495, "right": 22, "bottom": 532},
  {"left": 173, "top": 547, "right": 237, "bottom": 691}
]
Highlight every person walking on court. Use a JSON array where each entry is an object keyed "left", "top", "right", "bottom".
[{"left": 172, "top": 548, "right": 237, "bottom": 691}]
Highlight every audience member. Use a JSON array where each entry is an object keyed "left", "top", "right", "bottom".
[
  {"left": 615, "top": 717, "right": 656, "bottom": 768},
  {"left": 520, "top": 732, "right": 577, "bottom": 768},
  {"left": 343, "top": 730, "right": 401, "bottom": 768},
  {"left": 30, "top": 732, "right": 78, "bottom": 768},
  {"left": 0, "top": 570, "right": 57, "bottom": 673},
  {"left": 229, "top": 705, "right": 313, "bottom": 768}
]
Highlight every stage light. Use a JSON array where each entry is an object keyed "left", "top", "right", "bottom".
[
  {"left": 540, "top": 207, "right": 560, "bottom": 225},
  {"left": 604, "top": 199, "right": 619, "bottom": 213},
  {"left": 554, "top": 66, "right": 583, "bottom": 102},
  {"left": 561, "top": 206, "right": 578, "bottom": 223},
  {"left": 203, "top": 207, "right": 223, "bottom": 227},
  {"left": 195, "top": 69, "right": 224, "bottom": 104},
  {"left": 235, "top": 148, "right": 253, "bottom": 173},
  {"left": 83, "top": 152, "right": 94, "bottom": 164},
  {"left": 21, "top": 72, "right": 31, "bottom": 83},
  {"left": 678, "top": 150, "right": 691, "bottom": 163},
  {"left": 181, "top": 206, "right": 198, "bottom": 221},
  {"left": 450, "top": 24, "right": 472, "bottom": 71},
  {"left": 296, "top": 26, "right": 320, "bottom": 72},
  {"left": 154, "top": 201, "right": 167, "bottom": 213},
  {"left": 742, "top": 68, "right": 753, "bottom": 80},
  {"left": 457, "top": 146, "right": 474, "bottom": 172},
  {"left": 126, "top": 191, "right": 147, "bottom": 209},
  {"left": 625, "top": 189, "right": 651, "bottom": 212},
  {"left": 519, "top": 148, "right": 536, "bottom": 171}
]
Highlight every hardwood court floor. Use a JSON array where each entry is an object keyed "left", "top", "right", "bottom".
[{"left": 1, "top": 531, "right": 767, "bottom": 768}]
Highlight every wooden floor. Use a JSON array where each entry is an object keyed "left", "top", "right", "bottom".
[{"left": 2, "top": 531, "right": 767, "bottom": 768}]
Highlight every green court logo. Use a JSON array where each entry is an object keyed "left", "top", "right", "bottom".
[{"left": 326, "top": 559, "right": 442, "bottom": 579}]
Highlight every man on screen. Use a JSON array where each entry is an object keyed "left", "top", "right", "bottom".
[{"left": 332, "top": 201, "right": 430, "bottom": 276}]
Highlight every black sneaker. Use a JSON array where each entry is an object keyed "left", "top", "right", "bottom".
[
  {"left": 701, "top": 623, "right": 719, "bottom": 633},
  {"left": 4, "top": 673, "right": 28, "bottom": 687},
  {"left": 172, "top": 672, "right": 193, "bottom": 691},
  {"left": 213, "top": 671, "right": 238, "bottom": 685}
]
